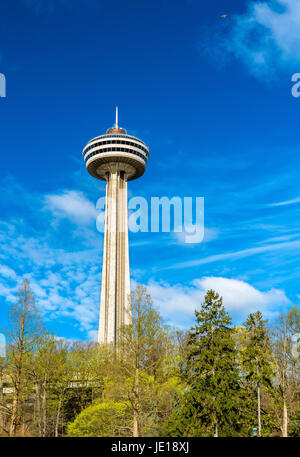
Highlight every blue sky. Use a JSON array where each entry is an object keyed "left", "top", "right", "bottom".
[{"left": 0, "top": 0, "right": 300, "bottom": 340}]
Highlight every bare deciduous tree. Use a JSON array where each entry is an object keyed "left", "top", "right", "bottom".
[{"left": 5, "top": 279, "right": 44, "bottom": 436}]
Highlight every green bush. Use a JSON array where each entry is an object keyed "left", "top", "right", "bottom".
[{"left": 66, "top": 400, "right": 133, "bottom": 437}]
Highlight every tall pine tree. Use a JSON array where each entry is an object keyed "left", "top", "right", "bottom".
[
  {"left": 165, "top": 290, "right": 240, "bottom": 437},
  {"left": 240, "top": 311, "right": 274, "bottom": 437}
]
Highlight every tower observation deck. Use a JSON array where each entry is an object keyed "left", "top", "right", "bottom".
[{"left": 82, "top": 108, "right": 150, "bottom": 345}]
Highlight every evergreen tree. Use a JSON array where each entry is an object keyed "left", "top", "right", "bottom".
[
  {"left": 165, "top": 290, "right": 240, "bottom": 437},
  {"left": 240, "top": 311, "right": 274, "bottom": 437}
]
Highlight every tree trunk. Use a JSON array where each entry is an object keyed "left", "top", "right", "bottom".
[
  {"left": 214, "top": 421, "right": 218, "bottom": 437},
  {"left": 133, "top": 368, "right": 139, "bottom": 437},
  {"left": 133, "top": 409, "right": 139, "bottom": 438},
  {"left": 9, "top": 286, "right": 27, "bottom": 437},
  {"left": 281, "top": 326, "right": 288, "bottom": 437},
  {"left": 282, "top": 397, "right": 288, "bottom": 437},
  {"left": 35, "top": 382, "right": 42, "bottom": 437},
  {"left": 41, "top": 381, "right": 47, "bottom": 437},
  {"left": 21, "top": 420, "right": 26, "bottom": 437},
  {"left": 257, "top": 384, "right": 261, "bottom": 437},
  {"left": 55, "top": 397, "right": 62, "bottom": 438},
  {"left": 212, "top": 355, "right": 218, "bottom": 438},
  {"left": 9, "top": 382, "right": 20, "bottom": 437},
  {"left": 10, "top": 352, "right": 23, "bottom": 436}
]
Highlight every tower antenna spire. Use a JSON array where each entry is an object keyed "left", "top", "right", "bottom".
[{"left": 115, "top": 106, "right": 118, "bottom": 128}]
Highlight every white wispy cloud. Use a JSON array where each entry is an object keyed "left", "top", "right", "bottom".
[
  {"left": 0, "top": 176, "right": 297, "bottom": 337},
  {"left": 159, "top": 238, "right": 300, "bottom": 271},
  {"left": 44, "top": 190, "right": 98, "bottom": 225},
  {"left": 257, "top": 233, "right": 300, "bottom": 244},
  {"left": 194, "top": 277, "right": 289, "bottom": 319},
  {"left": 0, "top": 265, "right": 17, "bottom": 280},
  {"left": 220, "top": 0, "right": 300, "bottom": 78},
  {"left": 0, "top": 282, "right": 18, "bottom": 303},
  {"left": 269, "top": 196, "right": 300, "bottom": 207},
  {"left": 0, "top": 216, "right": 293, "bottom": 334},
  {"left": 0, "top": 226, "right": 101, "bottom": 336},
  {"left": 0, "top": 181, "right": 102, "bottom": 338},
  {"left": 87, "top": 329, "right": 98, "bottom": 341},
  {"left": 146, "top": 276, "right": 290, "bottom": 327},
  {"left": 173, "top": 225, "right": 218, "bottom": 246}
]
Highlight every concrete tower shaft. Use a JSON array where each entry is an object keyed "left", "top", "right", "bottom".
[{"left": 98, "top": 164, "right": 131, "bottom": 345}]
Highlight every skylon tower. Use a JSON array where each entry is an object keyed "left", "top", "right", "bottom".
[{"left": 82, "top": 108, "right": 150, "bottom": 344}]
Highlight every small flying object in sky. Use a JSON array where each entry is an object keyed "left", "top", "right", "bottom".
[{"left": 221, "top": 14, "right": 228, "bottom": 19}]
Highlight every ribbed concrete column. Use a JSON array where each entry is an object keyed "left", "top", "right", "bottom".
[{"left": 98, "top": 164, "right": 131, "bottom": 345}]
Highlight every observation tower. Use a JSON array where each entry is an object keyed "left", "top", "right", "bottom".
[{"left": 82, "top": 108, "right": 150, "bottom": 345}]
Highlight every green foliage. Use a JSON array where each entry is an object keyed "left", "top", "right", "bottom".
[
  {"left": 241, "top": 312, "right": 274, "bottom": 389},
  {"left": 240, "top": 311, "right": 274, "bottom": 436},
  {"left": 116, "top": 284, "right": 180, "bottom": 436},
  {"left": 1, "top": 281, "right": 299, "bottom": 437},
  {"left": 289, "top": 409, "right": 300, "bottom": 437},
  {"left": 164, "top": 290, "right": 240, "bottom": 437},
  {"left": 66, "top": 400, "right": 132, "bottom": 437}
]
